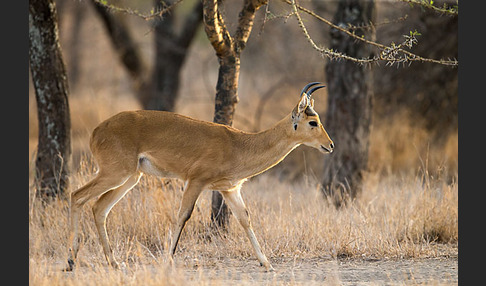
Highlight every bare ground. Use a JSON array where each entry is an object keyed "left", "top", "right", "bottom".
[
  {"left": 179, "top": 256, "right": 458, "bottom": 285},
  {"left": 54, "top": 255, "right": 457, "bottom": 285}
]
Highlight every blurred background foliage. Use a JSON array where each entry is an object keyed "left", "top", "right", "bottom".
[{"left": 29, "top": 0, "right": 457, "bottom": 183}]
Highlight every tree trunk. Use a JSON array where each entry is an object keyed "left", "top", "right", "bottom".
[
  {"left": 210, "top": 55, "right": 240, "bottom": 229},
  {"left": 373, "top": 4, "right": 458, "bottom": 142},
  {"left": 213, "top": 56, "right": 240, "bottom": 125},
  {"left": 91, "top": 0, "right": 146, "bottom": 85},
  {"left": 91, "top": 0, "right": 203, "bottom": 111},
  {"left": 146, "top": 0, "right": 204, "bottom": 111},
  {"left": 321, "top": 0, "right": 375, "bottom": 207},
  {"left": 66, "top": 2, "right": 86, "bottom": 90},
  {"left": 29, "top": 0, "right": 72, "bottom": 201},
  {"left": 204, "top": 0, "right": 266, "bottom": 229}
]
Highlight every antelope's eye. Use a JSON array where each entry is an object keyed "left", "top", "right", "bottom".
[{"left": 309, "top": 121, "right": 318, "bottom": 127}]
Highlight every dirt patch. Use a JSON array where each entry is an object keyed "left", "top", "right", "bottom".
[
  {"left": 47, "top": 256, "right": 457, "bottom": 285},
  {"left": 181, "top": 257, "right": 458, "bottom": 285}
]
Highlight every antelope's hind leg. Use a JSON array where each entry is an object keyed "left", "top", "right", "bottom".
[
  {"left": 169, "top": 180, "right": 205, "bottom": 258},
  {"left": 92, "top": 172, "right": 143, "bottom": 269},
  {"left": 64, "top": 172, "right": 137, "bottom": 271}
]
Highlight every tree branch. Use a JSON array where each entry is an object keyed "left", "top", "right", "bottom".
[
  {"left": 234, "top": 0, "right": 268, "bottom": 54},
  {"left": 92, "top": 0, "right": 183, "bottom": 20},
  {"left": 177, "top": 0, "right": 204, "bottom": 49},
  {"left": 285, "top": 0, "right": 458, "bottom": 67},
  {"left": 398, "top": 0, "right": 458, "bottom": 16},
  {"left": 91, "top": 0, "right": 146, "bottom": 82},
  {"left": 203, "top": 0, "right": 232, "bottom": 57}
]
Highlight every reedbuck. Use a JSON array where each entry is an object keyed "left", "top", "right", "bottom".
[{"left": 65, "top": 82, "right": 334, "bottom": 272}]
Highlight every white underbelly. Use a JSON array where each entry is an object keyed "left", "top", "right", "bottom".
[{"left": 137, "top": 154, "right": 179, "bottom": 179}]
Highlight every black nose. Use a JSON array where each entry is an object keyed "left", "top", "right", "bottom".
[{"left": 330, "top": 142, "right": 334, "bottom": 149}]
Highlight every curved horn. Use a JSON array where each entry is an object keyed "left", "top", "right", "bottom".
[
  {"left": 308, "top": 85, "right": 326, "bottom": 95},
  {"left": 300, "top": 82, "right": 321, "bottom": 97}
]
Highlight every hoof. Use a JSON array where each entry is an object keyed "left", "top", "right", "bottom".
[
  {"left": 164, "top": 253, "right": 175, "bottom": 266},
  {"left": 260, "top": 261, "right": 275, "bottom": 272},
  {"left": 62, "top": 259, "right": 75, "bottom": 272}
]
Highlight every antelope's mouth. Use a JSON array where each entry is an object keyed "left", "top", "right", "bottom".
[{"left": 320, "top": 145, "right": 332, "bottom": 153}]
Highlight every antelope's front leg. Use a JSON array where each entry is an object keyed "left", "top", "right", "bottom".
[{"left": 221, "top": 189, "right": 274, "bottom": 271}]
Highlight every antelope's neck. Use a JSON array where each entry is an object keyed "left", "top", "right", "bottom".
[{"left": 236, "top": 115, "right": 299, "bottom": 178}]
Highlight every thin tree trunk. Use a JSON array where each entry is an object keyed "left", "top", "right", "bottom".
[
  {"left": 29, "top": 0, "right": 72, "bottom": 201},
  {"left": 66, "top": 2, "right": 86, "bottom": 90},
  {"left": 147, "top": 0, "right": 204, "bottom": 111},
  {"left": 321, "top": 0, "right": 375, "bottom": 207},
  {"left": 91, "top": 0, "right": 147, "bottom": 87},
  {"left": 91, "top": 0, "right": 203, "bottom": 112},
  {"left": 203, "top": 0, "right": 267, "bottom": 229},
  {"left": 210, "top": 52, "right": 240, "bottom": 229}
]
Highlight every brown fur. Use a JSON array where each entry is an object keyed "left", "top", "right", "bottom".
[{"left": 65, "top": 93, "right": 333, "bottom": 272}]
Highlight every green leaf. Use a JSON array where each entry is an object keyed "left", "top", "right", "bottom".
[{"left": 409, "top": 29, "right": 421, "bottom": 37}]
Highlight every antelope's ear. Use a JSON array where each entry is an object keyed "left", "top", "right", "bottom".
[
  {"left": 296, "top": 94, "right": 310, "bottom": 115},
  {"left": 291, "top": 94, "right": 310, "bottom": 130}
]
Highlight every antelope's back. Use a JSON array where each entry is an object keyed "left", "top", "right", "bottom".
[{"left": 88, "top": 110, "right": 238, "bottom": 175}]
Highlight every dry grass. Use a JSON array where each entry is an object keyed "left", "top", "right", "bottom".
[{"left": 367, "top": 109, "right": 458, "bottom": 178}]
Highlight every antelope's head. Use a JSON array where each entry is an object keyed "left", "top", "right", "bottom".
[{"left": 291, "top": 82, "right": 334, "bottom": 154}]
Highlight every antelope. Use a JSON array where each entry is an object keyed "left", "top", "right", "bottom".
[{"left": 65, "top": 82, "right": 334, "bottom": 272}]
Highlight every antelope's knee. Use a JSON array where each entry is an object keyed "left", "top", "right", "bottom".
[
  {"left": 92, "top": 202, "right": 107, "bottom": 222},
  {"left": 71, "top": 191, "right": 89, "bottom": 209}
]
